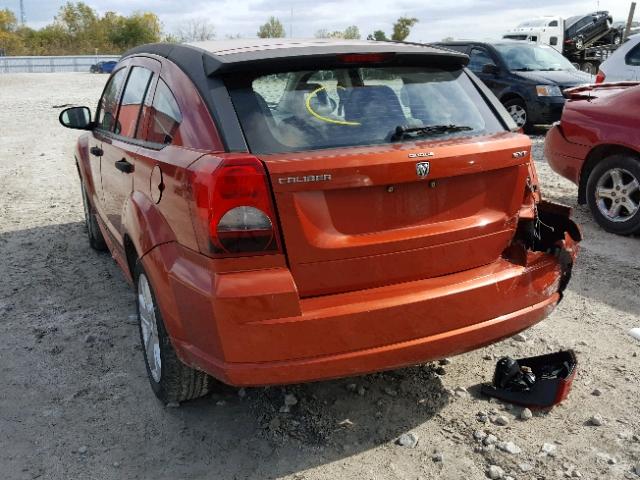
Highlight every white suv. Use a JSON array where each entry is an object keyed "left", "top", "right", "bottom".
[{"left": 597, "top": 34, "right": 640, "bottom": 82}]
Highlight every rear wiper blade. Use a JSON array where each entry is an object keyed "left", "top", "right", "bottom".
[{"left": 391, "top": 124, "right": 473, "bottom": 141}]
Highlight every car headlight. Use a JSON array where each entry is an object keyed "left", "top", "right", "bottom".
[{"left": 536, "top": 85, "right": 563, "bottom": 97}]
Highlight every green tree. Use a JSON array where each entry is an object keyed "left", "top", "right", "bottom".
[
  {"left": 108, "top": 12, "right": 161, "bottom": 51},
  {"left": 367, "top": 29, "right": 388, "bottom": 41},
  {"left": 391, "top": 17, "right": 418, "bottom": 41},
  {"left": 257, "top": 16, "right": 285, "bottom": 38},
  {"left": 315, "top": 25, "right": 360, "bottom": 39},
  {"left": 343, "top": 25, "right": 360, "bottom": 39},
  {"left": 0, "top": 8, "right": 23, "bottom": 54},
  {"left": 0, "top": 8, "right": 18, "bottom": 32}
]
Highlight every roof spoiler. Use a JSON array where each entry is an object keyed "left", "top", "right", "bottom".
[{"left": 564, "top": 81, "right": 640, "bottom": 99}]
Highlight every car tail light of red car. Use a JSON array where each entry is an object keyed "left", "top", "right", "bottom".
[
  {"left": 189, "top": 155, "right": 282, "bottom": 257},
  {"left": 595, "top": 70, "right": 606, "bottom": 84}
]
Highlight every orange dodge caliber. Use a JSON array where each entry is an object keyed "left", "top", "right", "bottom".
[{"left": 59, "top": 39, "right": 580, "bottom": 403}]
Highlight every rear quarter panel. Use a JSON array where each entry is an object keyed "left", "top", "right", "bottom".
[{"left": 561, "top": 88, "right": 640, "bottom": 149}]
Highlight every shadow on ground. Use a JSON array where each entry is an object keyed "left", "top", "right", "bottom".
[{"left": 0, "top": 221, "right": 450, "bottom": 479}]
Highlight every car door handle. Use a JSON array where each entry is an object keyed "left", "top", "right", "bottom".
[
  {"left": 114, "top": 158, "right": 134, "bottom": 174},
  {"left": 90, "top": 146, "right": 103, "bottom": 157}
]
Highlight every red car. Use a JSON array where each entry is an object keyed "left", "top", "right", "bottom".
[
  {"left": 545, "top": 82, "right": 640, "bottom": 235},
  {"left": 59, "top": 39, "right": 580, "bottom": 404}
]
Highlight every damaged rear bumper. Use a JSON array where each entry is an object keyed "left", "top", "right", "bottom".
[{"left": 144, "top": 200, "right": 581, "bottom": 387}]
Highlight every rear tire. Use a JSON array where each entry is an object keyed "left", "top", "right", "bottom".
[
  {"left": 80, "top": 181, "right": 107, "bottom": 251},
  {"left": 503, "top": 98, "right": 532, "bottom": 133},
  {"left": 134, "top": 263, "right": 215, "bottom": 404},
  {"left": 586, "top": 154, "right": 640, "bottom": 235}
]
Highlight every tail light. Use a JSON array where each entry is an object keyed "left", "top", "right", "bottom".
[
  {"left": 595, "top": 70, "right": 606, "bottom": 84},
  {"left": 188, "top": 154, "right": 282, "bottom": 257}
]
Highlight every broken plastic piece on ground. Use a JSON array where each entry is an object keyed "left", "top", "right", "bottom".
[
  {"left": 629, "top": 328, "right": 640, "bottom": 341},
  {"left": 481, "top": 350, "right": 577, "bottom": 408}
]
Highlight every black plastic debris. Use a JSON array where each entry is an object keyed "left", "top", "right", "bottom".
[{"left": 481, "top": 350, "right": 577, "bottom": 408}]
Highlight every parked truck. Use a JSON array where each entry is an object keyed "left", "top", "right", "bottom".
[{"left": 503, "top": 11, "right": 622, "bottom": 74}]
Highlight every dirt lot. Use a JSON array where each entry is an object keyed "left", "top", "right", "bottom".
[{"left": 1, "top": 73, "right": 639, "bottom": 480}]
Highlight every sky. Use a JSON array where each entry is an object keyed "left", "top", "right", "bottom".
[{"left": 1, "top": 0, "right": 636, "bottom": 42}]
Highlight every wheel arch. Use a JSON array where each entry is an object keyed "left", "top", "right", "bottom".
[
  {"left": 578, "top": 144, "right": 640, "bottom": 204},
  {"left": 121, "top": 191, "right": 178, "bottom": 265},
  {"left": 122, "top": 192, "right": 187, "bottom": 342},
  {"left": 500, "top": 91, "right": 526, "bottom": 105}
]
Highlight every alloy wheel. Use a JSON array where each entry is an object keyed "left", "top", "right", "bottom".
[
  {"left": 595, "top": 167, "right": 640, "bottom": 222},
  {"left": 138, "top": 273, "right": 162, "bottom": 382},
  {"left": 507, "top": 104, "right": 527, "bottom": 128}
]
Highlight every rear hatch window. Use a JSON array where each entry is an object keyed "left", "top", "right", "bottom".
[{"left": 227, "top": 66, "right": 505, "bottom": 154}]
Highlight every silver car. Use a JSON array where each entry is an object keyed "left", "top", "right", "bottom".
[{"left": 597, "top": 34, "right": 640, "bottom": 82}]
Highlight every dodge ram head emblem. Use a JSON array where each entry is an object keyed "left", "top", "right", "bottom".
[{"left": 416, "top": 161, "right": 430, "bottom": 178}]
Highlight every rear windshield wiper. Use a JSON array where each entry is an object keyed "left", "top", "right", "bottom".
[{"left": 390, "top": 124, "right": 473, "bottom": 142}]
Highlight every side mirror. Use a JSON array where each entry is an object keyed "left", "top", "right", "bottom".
[
  {"left": 482, "top": 63, "right": 499, "bottom": 75},
  {"left": 59, "top": 106, "right": 93, "bottom": 130}
]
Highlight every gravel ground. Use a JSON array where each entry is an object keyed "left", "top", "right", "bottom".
[{"left": 1, "top": 73, "right": 639, "bottom": 480}]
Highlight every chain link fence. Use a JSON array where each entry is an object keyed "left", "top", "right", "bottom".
[{"left": 0, "top": 55, "right": 120, "bottom": 73}]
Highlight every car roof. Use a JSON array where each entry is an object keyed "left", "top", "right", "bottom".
[{"left": 122, "top": 38, "right": 468, "bottom": 75}]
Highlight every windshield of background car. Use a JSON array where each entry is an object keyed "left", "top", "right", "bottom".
[
  {"left": 495, "top": 44, "right": 576, "bottom": 71},
  {"left": 517, "top": 19, "right": 548, "bottom": 28},
  {"left": 226, "top": 66, "right": 505, "bottom": 155}
]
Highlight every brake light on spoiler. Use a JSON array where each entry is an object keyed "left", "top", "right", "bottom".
[{"left": 338, "top": 53, "right": 395, "bottom": 63}]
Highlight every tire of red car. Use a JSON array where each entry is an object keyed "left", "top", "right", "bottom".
[
  {"left": 586, "top": 154, "right": 640, "bottom": 235},
  {"left": 80, "top": 181, "right": 107, "bottom": 251},
  {"left": 134, "top": 262, "right": 215, "bottom": 404}
]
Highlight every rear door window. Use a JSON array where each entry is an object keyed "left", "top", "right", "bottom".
[
  {"left": 227, "top": 65, "right": 505, "bottom": 155},
  {"left": 116, "top": 66, "right": 153, "bottom": 138},
  {"left": 146, "top": 79, "right": 183, "bottom": 145},
  {"left": 97, "top": 68, "right": 127, "bottom": 131}
]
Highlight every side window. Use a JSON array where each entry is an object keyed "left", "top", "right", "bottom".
[
  {"left": 626, "top": 44, "right": 640, "bottom": 66},
  {"left": 147, "top": 79, "right": 183, "bottom": 145},
  {"left": 549, "top": 20, "right": 558, "bottom": 27},
  {"left": 97, "top": 68, "right": 127, "bottom": 131},
  {"left": 549, "top": 37, "right": 558, "bottom": 46},
  {"left": 468, "top": 48, "right": 495, "bottom": 73},
  {"left": 116, "top": 66, "right": 153, "bottom": 138}
]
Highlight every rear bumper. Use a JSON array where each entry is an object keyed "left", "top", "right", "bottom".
[
  {"left": 178, "top": 295, "right": 559, "bottom": 386},
  {"left": 544, "top": 124, "right": 589, "bottom": 185},
  {"left": 142, "top": 215, "right": 579, "bottom": 387}
]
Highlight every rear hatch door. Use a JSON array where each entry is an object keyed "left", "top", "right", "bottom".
[{"left": 262, "top": 133, "right": 531, "bottom": 297}]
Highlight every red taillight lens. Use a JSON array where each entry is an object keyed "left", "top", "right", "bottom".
[
  {"left": 595, "top": 70, "right": 606, "bottom": 84},
  {"left": 189, "top": 155, "right": 282, "bottom": 257}
]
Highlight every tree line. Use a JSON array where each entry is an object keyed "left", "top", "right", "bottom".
[
  {"left": 257, "top": 16, "right": 419, "bottom": 41},
  {"left": 0, "top": 3, "right": 162, "bottom": 56},
  {"left": 0, "top": 2, "right": 420, "bottom": 57}
]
